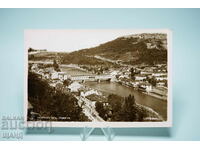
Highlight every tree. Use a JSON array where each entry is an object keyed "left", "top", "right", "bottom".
[
  {"left": 63, "top": 79, "right": 72, "bottom": 87},
  {"left": 95, "top": 101, "right": 106, "bottom": 119},
  {"left": 164, "top": 80, "right": 167, "bottom": 87},
  {"left": 108, "top": 94, "right": 122, "bottom": 113},
  {"left": 130, "top": 67, "right": 135, "bottom": 80},
  {"left": 119, "top": 94, "right": 137, "bottom": 121},
  {"left": 53, "top": 60, "right": 60, "bottom": 72},
  {"left": 28, "top": 48, "right": 34, "bottom": 52},
  {"left": 28, "top": 55, "right": 35, "bottom": 60},
  {"left": 55, "top": 83, "right": 65, "bottom": 92},
  {"left": 107, "top": 94, "right": 123, "bottom": 121},
  {"left": 148, "top": 77, "right": 157, "bottom": 86},
  {"left": 107, "top": 94, "right": 139, "bottom": 121}
]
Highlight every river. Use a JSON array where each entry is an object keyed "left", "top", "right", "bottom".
[{"left": 60, "top": 66, "right": 167, "bottom": 120}]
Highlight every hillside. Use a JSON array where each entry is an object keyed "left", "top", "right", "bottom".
[
  {"left": 67, "top": 33, "right": 168, "bottom": 65},
  {"left": 29, "top": 33, "right": 168, "bottom": 66}
]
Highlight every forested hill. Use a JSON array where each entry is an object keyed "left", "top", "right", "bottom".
[
  {"left": 69, "top": 33, "right": 168, "bottom": 65},
  {"left": 29, "top": 33, "right": 168, "bottom": 65}
]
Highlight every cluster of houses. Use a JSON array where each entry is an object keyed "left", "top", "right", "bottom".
[
  {"left": 31, "top": 63, "right": 70, "bottom": 81},
  {"left": 29, "top": 63, "right": 105, "bottom": 103},
  {"left": 116, "top": 64, "right": 168, "bottom": 100},
  {"left": 123, "top": 33, "right": 167, "bottom": 50}
]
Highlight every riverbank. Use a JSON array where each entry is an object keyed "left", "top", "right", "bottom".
[
  {"left": 136, "top": 103, "right": 163, "bottom": 121},
  {"left": 145, "top": 92, "right": 167, "bottom": 101},
  {"left": 117, "top": 79, "right": 167, "bottom": 101}
]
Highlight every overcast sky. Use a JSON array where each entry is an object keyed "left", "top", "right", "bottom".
[{"left": 25, "top": 29, "right": 167, "bottom": 52}]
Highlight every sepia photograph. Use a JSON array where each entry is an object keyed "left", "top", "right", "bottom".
[{"left": 24, "top": 29, "right": 172, "bottom": 127}]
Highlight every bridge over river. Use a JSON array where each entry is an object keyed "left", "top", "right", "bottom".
[{"left": 70, "top": 74, "right": 114, "bottom": 82}]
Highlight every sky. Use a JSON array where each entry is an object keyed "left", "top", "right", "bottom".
[{"left": 25, "top": 29, "right": 168, "bottom": 52}]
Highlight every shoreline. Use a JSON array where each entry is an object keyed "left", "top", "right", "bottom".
[{"left": 116, "top": 80, "right": 167, "bottom": 101}]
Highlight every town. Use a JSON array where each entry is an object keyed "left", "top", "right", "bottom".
[
  {"left": 27, "top": 32, "right": 168, "bottom": 122},
  {"left": 28, "top": 52, "right": 167, "bottom": 122}
]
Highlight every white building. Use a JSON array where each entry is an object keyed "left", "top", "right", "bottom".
[
  {"left": 58, "top": 72, "right": 68, "bottom": 81},
  {"left": 156, "top": 82, "right": 166, "bottom": 87},
  {"left": 51, "top": 72, "right": 59, "bottom": 80},
  {"left": 135, "top": 75, "right": 147, "bottom": 81},
  {"left": 51, "top": 72, "right": 68, "bottom": 81},
  {"left": 152, "top": 72, "right": 167, "bottom": 77},
  {"left": 43, "top": 72, "right": 51, "bottom": 79},
  {"left": 146, "top": 43, "right": 158, "bottom": 49},
  {"left": 155, "top": 76, "right": 167, "bottom": 81},
  {"left": 139, "top": 83, "right": 152, "bottom": 93},
  {"left": 81, "top": 89, "right": 100, "bottom": 97},
  {"left": 68, "top": 82, "right": 83, "bottom": 92},
  {"left": 31, "top": 64, "right": 38, "bottom": 71},
  {"left": 130, "top": 81, "right": 140, "bottom": 87},
  {"left": 109, "top": 71, "right": 117, "bottom": 76}
]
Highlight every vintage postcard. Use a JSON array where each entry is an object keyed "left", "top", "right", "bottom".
[{"left": 24, "top": 29, "right": 172, "bottom": 127}]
